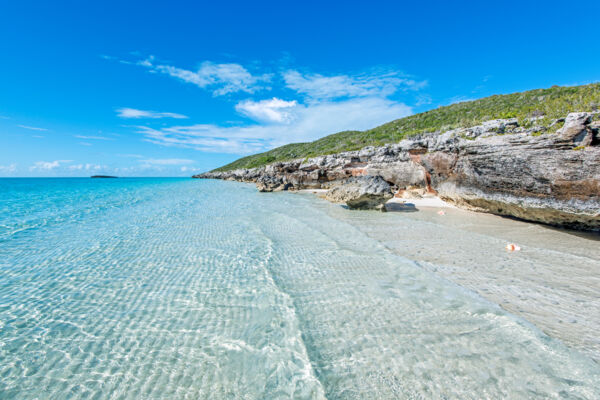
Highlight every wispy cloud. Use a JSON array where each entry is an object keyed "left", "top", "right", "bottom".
[
  {"left": 108, "top": 55, "right": 426, "bottom": 156},
  {"left": 139, "top": 158, "right": 195, "bottom": 166},
  {"left": 448, "top": 95, "right": 476, "bottom": 105},
  {"left": 18, "top": 124, "right": 48, "bottom": 131},
  {"left": 135, "top": 97, "right": 412, "bottom": 154},
  {"left": 415, "top": 94, "right": 433, "bottom": 107},
  {"left": 235, "top": 98, "right": 297, "bottom": 123},
  {"left": 116, "top": 108, "right": 188, "bottom": 119},
  {"left": 29, "top": 160, "right": 72, "bottom": 171},
  {"left": 0, "top": 164, "right": 17, "bottom": 173},
  {"left": 283, "top": 69, "right": 427, "bottom": 100},
  {"left": 74, "top": 135, "right": 115, "bottom": 140},
  {"left": 117, "top": 153, "right": 144, "bottom": 158},
  {"left": 112, "top": 55, "right": 426, "bottom": 101},
  {"left": 68, "top": 163, "right": 105, "bottom": 171},
  {"left": 132, "top": 56, "right": 271, "bottom": 96}
]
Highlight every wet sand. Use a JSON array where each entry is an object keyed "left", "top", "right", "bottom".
[{"left": 302, "top": 191, "right": 600, "bottom": 363}]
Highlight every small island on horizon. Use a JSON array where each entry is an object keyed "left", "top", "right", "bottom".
[{"left": 90, "top": 175, "right": 117, "bottom": 178}]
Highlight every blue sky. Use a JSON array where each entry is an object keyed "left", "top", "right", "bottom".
[{"left": 1, "top": 0, "right": 599, "bottom": 177}]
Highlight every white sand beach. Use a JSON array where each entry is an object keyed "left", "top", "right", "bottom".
[{"left": 301, "top": 190, "right": 600, "bottom": 362}]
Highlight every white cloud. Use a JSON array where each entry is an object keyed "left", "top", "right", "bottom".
[
  {"left": 283, "top": 70, "right": 426, "bottom": 100},
  {"left": 74, "top": 135, "right": 114, "bottom": 140},
  {"left": 139, "top": 158, "right": 195, "bottom": 166},
  {"left": 18, "top": 124, "right": 48, "bottom": 131},
  {"left": 29, "top": 160, "right": 72, "bottom": 171},
  {"left": 68, "top": 163, "right": 104, "bottom": 171},
  {"left": 0, "top": 164, "right": 17, "bottom": 173},
  {"left": 117, "top": 153, "right": 144, "bottom": 158},
  {"left": 415, "top": 94, "right": 433, "bottom": 107},
  {"left": 134, "top": 97, "right": 412, "bottom": 154},
  {"left": 235, "top": 98, "right": 298, "bottom": 123},
  {"left": 116, "top": 108, "right": 188, "bottom": 119},
  {"left": 448, "top": 96, "right": 476, "bottom": 105},
  {"left": 116, "top": 55, "right": 427, "bottom": 101},
  {"left": 109, "top": 55, "right": 426, "bottom": 157},
  {"left": 135, "top": 56, "right": 271, "bottom": 96}
]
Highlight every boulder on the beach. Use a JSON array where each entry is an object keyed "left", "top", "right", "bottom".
[{"left": 325, "top": 175, "right": 393, "bottom": 210}]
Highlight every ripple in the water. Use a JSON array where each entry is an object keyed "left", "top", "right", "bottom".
[{"left": 0, "top": 178, "right": 598, "bottom": 399}]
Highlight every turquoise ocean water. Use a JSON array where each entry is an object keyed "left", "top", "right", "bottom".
[{"left": 0, "top": 178, "right": 598, "bottom": 399}]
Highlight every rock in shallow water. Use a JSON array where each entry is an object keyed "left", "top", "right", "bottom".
[{"left": 325, "top": 175, "right": 393, "bottom": 210}]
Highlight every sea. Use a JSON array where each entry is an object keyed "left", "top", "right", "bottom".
[{"left": 0, "top": 178, "right": 598, "bottom": 399}]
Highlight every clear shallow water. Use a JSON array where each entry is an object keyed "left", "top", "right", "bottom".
[
  {"left": 333, "top": 199, "right": 600, "bottom": 363},
  {"left": 0, "top": 178, "right": 598, "bottom": 399}
]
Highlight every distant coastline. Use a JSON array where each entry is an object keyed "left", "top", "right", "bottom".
[{"left": 90, "top": 175, "right": 117, "bottom": 178}]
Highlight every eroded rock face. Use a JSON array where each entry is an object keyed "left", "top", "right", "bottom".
[
  {"left": 324, "top": 176, "right": 393, "bottom": 210},
  {"left": 194, "top": 114, "right": 600, "bottom": 230},
  {"left": 256, "top": 175, "right": 286, "bottom": 192}
]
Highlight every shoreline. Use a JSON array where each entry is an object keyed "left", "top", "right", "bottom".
[
  {"left": 4, "top": 177, "right": 599, "bottom": 397},
  {"left": 296, "top": 189, "right": 600, "bottom": 363},
  {"left": 298, "top": 188, "right": 458, "bottom": 209},
  {"left": 386, "top": 196, "right": 457, "bottom": 209}
]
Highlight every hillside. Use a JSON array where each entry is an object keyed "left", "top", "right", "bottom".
[{"left": 214, "top": 83, "right": 600, "bottom": 172}]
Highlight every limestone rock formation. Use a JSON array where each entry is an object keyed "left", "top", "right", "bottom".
[
  {"left": 194, "top": 113, "right": 600, "bottom": 230},
  {"left": 256, "top": 175, "right": 287, "bottom": 192},
  {"left": 559, "top": 112, "right": 595, "bottom": 146},
  {"left": 324, "top": 176, "right": 393, "bottom": 210}
]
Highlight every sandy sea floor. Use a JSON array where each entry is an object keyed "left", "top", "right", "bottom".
[
  {"left": 3, "top": 179, "right": 599, "bottom": 398},
  {"left": 304, "top": 191, "right": 600, "bottom": 363}
]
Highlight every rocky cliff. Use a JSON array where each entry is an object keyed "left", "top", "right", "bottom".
[{"left": 194, "top": 112, "right": 600, "bottom": 230}]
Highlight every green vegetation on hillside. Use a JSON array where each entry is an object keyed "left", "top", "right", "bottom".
[{"left": 215, "top": 83, "right": 600, "bottom": 172}]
